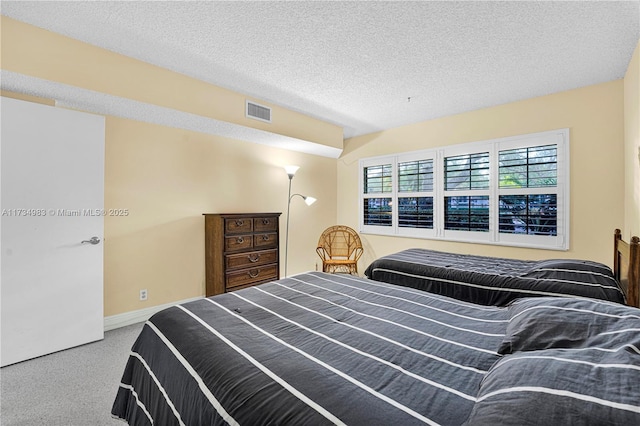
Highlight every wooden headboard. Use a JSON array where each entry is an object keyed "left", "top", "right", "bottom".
[{"left": 614, "top": 229, "right": 640, "bottom": 308}]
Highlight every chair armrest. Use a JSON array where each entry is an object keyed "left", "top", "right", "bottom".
[{"left": 316, "top": 247, "right": 329, "bottom": 260}]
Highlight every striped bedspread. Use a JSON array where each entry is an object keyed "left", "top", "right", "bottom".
[
  {"left": 111, "top": 272, "right": 640, "bottom": 425},
  {"left": 364, "top": 248, "right": 626, "bottom": 306}
]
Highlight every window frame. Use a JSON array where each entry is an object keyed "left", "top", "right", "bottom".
[{"left": 358, "top": 129, "right": 570, "bottom": 250}]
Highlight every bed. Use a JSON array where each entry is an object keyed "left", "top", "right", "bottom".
[
  {"left": 112, "top": 232, "right": 640, "bottom": 425},
  {"left": 364, "top": 229, "right": 639, "bottom": 308}
]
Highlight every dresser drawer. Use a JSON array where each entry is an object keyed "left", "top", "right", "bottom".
[
  {"left": 224, "top": 234, "right": 253, "bottom": 252},
  {"left": 254, "top": 232, "right": 277, "bottom": 249},
  {"left": 226, "top": 264, "right": 278, "bottom": 289},
  {"left": 254, "top": 216, "right": 278, "bottom": 233},
  {"left": 226, "top": 249, "right": 278, "bottom": 271},
  {"left": 225, "top": 217, "right": 253, "bottom": 234}
]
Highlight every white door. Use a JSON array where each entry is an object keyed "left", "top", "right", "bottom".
[{"left": 1, "top": 96, "right": 105, "bottom": 367}]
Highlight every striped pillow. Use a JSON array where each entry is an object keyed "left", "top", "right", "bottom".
[
  {"left": 498, "top": 297, "right": 640, "bottom": 354},
  {"left": 464, "top": 346, "right": 640, "bottom": 425}
]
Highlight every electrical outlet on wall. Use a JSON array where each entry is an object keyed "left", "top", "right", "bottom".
[{"left": 140, "top": 289, "right": 148, "bottom": 301}]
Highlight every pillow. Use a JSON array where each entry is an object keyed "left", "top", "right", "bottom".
[
  {"left": 498, "top": 297, "right": 640, "bottom": 355},
  {"left": 522, "top": 259, "right": 625, "bottom": 304},
  {"left": 464, "top": 348, "right": 640, "bottom": 425}
]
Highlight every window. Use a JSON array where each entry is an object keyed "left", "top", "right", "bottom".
[
  {"left": 498, "top": 145, "right": 557, "bottom": 189},
  {"left": 498, "top": 144, "right": 558, "bottom": 236},
  {"left": 359, "top": 129, "right": 569, "bottom": 250},
  {"left": 444, "top": 153, "right": 490, "bottom": 190},
  {"left": 445, "top": 196, "right": 490, "bottom": 231},
  {"left": 398, "top": 159, "right": 434, "bottom": 229},
  {"left": 364, "top": 198, "right": 392, "bottom": 226},
  {"left": 363, "top": 163, "right": 392, "bottom": 226}
]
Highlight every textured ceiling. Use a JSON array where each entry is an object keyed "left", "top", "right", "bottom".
[{"left": 2, "top": 1, "right": 639, "bottom": 142}]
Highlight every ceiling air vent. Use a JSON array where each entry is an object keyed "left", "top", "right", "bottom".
[{"left": 246, "top": 100, "right": 272, "bottom": 123}]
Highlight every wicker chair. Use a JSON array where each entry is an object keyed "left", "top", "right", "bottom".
[{"left": 316, "top": 225, "right": 363, "bottom": 275}]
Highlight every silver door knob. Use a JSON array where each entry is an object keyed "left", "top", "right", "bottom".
[{"left": 81, "top": 236, "right": 101, "bottom": 245}]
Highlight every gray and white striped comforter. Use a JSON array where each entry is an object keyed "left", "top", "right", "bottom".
[
  {"left": 364, "top": 248, "right": 626, "bottom": 306},
  {"left": 111, "top": 272, "right": 640, "bottom": 425}
]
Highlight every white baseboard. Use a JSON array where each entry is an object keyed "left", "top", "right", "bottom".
[{"left": 104, "top": 296, "right": 204, "bottom": 332}]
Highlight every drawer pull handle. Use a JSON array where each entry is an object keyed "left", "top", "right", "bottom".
[
  {"left": 236, "top": 237, "right": 244, "bottom": 244},
  {"left": 262, "top": 235, "right": 270, "bottom": 241},
  {"left": 248, "top": 269, "right": 260, "bottom": 278},
  {"left": 235, "top": 219, "right": 244, "bottom": 227},
  {"left": 248, "top": 254, "right": 261, "bottom": 263},
  {"left": 262, "top": 218, "right": 270, "bottom": 225}
]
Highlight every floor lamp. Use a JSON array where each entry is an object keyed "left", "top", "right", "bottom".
[{"left": 284, "top": 165, "right": 316, "bottom": 277}]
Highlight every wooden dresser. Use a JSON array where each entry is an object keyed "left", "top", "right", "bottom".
[{"left": 204, "top": 213, "right": 281, "bottom": 296}]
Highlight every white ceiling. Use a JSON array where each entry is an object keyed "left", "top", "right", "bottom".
[{"left": 2, "top": 1, "right": 639, "bottom": 142}]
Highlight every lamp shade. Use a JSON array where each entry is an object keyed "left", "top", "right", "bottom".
[
  {"left": 304, "top": 196, "right": 317, "bottom": 206},
  {"left": 284, "top": 165, "right": 299, "bottom": 178}
]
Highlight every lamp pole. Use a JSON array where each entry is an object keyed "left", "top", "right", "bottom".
[{"left": 285, "top": 173, "right": 293, "bottom": 277}]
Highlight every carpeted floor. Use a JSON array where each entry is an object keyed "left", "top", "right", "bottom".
[{"left": 0, "top": 321, "right": 145, "bottom": 426}]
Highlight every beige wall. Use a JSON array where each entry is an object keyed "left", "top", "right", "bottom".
[
  {"left": 104, "top": 117, "right": 336, "bottom": 315},
  {"left": 1, "top": 16, "right": 339, "bottom": 316},
  {"left": 339, "top": 81, "right": 625, "bottom": 270},
  {"left": 624, "top": 40, "right": 640, "bottom": 239}
]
